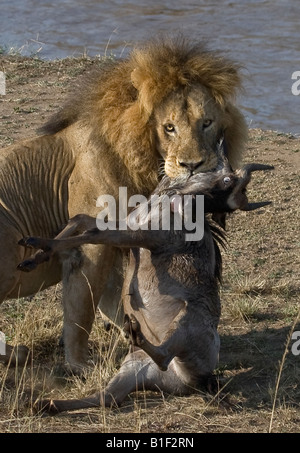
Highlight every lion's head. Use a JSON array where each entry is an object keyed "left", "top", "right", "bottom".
[
  {"left": 152, "top": 85, "right": 241, "bottom": 177},
  {"left": 41, "top": 36, "right": 247, "bottom": 192}
]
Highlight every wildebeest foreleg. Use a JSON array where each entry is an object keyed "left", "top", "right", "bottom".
[
  {"left": 18, "top": 216, "right": 169, "bottom": 271},
  {"left": 18, "top": 214, "right": 96, "bottom": 272}
]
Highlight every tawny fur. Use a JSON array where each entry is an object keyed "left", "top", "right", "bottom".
[{"left": 0, "top": 36, "right": 247, "bottom": 372}]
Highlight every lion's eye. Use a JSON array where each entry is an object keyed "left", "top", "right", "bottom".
[
  {"left": 164, "top": 124, "right": 176, "bottom": 133},
  {"left": 203, "top": 119, "right": 213, "bottom": 129}
]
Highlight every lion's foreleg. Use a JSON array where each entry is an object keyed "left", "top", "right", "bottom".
[{"left": 61, "top": 243, "right": 117, "bottom": 374}]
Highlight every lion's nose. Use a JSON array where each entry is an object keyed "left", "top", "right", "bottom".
[{"left": 178, "top": 160, "right": 205, "bottom": 174}]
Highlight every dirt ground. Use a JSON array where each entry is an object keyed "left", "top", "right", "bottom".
[{"left": 0, "top": 55, "right": 299, "bottom": 433}]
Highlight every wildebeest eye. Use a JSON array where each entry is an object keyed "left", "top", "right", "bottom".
[
  {"left": 223, "top": 176, "right": 231, "bottom": 184},
  {"left": 203, "top": 119, "right": 213, "bottom": 129},
  {"left": 164, "top": 124, "right": 175, "bottom": 133}
]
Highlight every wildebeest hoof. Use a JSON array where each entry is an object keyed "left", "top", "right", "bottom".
[
  {"left": 18, "top": 237, "right": 39, "bottom": 248},
  {"left": 34, "top": 399, "right": 59, "bottom": 415},
  {"left": 17, "top": 259, "right": 38, "bottom": 272}
]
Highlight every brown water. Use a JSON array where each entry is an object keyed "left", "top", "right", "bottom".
[{"left": 1, "top": 0, "right": 300, "bottom": 135}]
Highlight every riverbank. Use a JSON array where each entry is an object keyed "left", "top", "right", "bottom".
[{"left": 0, "top": 55, "right": 299, "bottom": 433}]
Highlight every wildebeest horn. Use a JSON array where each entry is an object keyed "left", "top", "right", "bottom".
[
  {"left": 237, "top": 162, "right": 274, "bottom": 187},
  {"left": 243, "top": 163, "right": 275, "bottom": 174},
  {"left": 239, "top": 164, "right": 274, "bottom": 211},
  {"left": 242, "top": 201, "right": 272, "bottom": 211}
]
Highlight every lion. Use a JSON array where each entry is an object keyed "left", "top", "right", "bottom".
[{"left": 0, "top": 36, "right": 247, "bottom": 373}]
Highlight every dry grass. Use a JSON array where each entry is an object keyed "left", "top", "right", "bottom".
[{"left": 0, "top": 55, "right": 299, "bottom": 433}]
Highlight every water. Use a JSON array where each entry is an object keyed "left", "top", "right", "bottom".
[{"left": 0, "top": 0, "right": 299, "bottom": 135}]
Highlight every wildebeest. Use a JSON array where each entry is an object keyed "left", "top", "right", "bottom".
[{"left": 19, "top": 152, "right": 273, "bottom": 413}]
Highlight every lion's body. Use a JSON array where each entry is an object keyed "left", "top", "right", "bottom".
[{"left": 0, "top": 37, "right": 247, "bottom": 372}]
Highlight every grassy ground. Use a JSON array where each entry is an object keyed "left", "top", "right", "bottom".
[{"left": 0, "top": 55, "right": 299, "bottom": 433}]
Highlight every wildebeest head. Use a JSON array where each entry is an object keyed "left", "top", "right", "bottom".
[{"left": 154, "top": 139, "right": 274, "bottom": 216}]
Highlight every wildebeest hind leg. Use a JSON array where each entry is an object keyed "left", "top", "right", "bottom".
[{"left": 35, "top": 349, "right": 189, "bottom": 414}]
